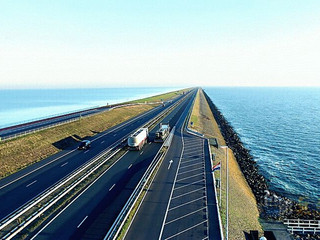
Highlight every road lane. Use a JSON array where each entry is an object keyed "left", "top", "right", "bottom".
[
  {"left": 30, "top": 91, "right": 197, "bottom": 239},
  {"left": 0, "top": 92, "right": 191, "bottom": 221}
]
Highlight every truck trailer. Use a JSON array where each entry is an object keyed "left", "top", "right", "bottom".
[
  {"left": 154, "top": 123, "right": 170, "bottom": 142},
  {"left": 128, "top": 128, "right": 149, "bottom": 150}
]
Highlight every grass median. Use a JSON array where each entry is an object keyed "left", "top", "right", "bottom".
[{"left": 189, "top": 88, "right": 262, "bottom": 239}]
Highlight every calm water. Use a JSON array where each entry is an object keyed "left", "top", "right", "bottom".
[
  {"left": 205, "top": 87, "right": 320, "bottom": 205},
  {"left": 0, "top": 87, "right": 179, "bottom": 128}
]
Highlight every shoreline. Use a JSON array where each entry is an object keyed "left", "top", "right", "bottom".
[{"left": 202, "top": 90, "right": 320, "bottom": 235}]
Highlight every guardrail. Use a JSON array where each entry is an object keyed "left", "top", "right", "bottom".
[
  {"left": 0, "top": 91, "right": 190, "bottom": 239},
  {"left": 104, "top": 92, "right": 195, "bottom": 240},
  {"left": 0, "top": 101, "right": 167, "bottom": 142},
  {"left": 284, "top": 219, "right": 320, "bottom": 234},
  {"left": 104, "top": 127, "right": 176, "bottom": 240}
]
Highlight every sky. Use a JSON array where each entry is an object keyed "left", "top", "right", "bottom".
[{"left": 1, "top": 0, "right": 320, "bottom": 89}]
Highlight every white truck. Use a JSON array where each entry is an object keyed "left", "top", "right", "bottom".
[
  {"left": 154, "top": 123, "right": 170, "bottom": 142},
  {"left": 128, "top": 128, "right": 149, "bottom": 150}
]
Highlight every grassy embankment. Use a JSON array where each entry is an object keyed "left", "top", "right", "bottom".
[
  {"left": 0, "top": 89, "right": 187, "bottom": 179},
  {"left": 189, "top": 89, "right": 262, "bottom": 239}
]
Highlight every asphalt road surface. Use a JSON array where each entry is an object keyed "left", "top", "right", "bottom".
[
  {"left": 0, "top": 91, "right": 191, "bottom": 221},
  {"left": 30, "top": 90, "right": 197, "bottom": 239},
  {"left": 124, "top": 109, "right": 222, "bottom": 239}
]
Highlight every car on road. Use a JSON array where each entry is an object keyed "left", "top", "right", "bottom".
[{"left": 78, "top": 140, "right": 91, "bottom": 150}]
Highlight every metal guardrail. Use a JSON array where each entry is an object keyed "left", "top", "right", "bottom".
[
  {"left": 0, "top": 92, "right": 188, "bottom": 239},
  {"left": 284, "top": 219, "right": 320, "bottom": 234},
  {"left": 104, "top": 127, "right": 175, "bottom": 240},
  {"left": 0, "top": 101, "right": 165, "bottom": 142},
  {"left": 104, "top": 93, "right": 194, "bottom": 240}
]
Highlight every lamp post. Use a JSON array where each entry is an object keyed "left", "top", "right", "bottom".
[{"left": 220, "top": 145, "right": 229, "bottom": 240}]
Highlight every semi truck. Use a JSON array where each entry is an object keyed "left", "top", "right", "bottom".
[
  {"left": 154, "top": 123, "right": 170, "bottom": 142},
  {"left": 128, "top": 128, "right": 149, "bottom": 150}
]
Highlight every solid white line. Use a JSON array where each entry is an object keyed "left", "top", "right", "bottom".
[
  {"left": 179, "top": 162, "right": 202, "bottom": 169},
  {"left": 168, "top": 196, "right": 206, "bottom": 211},
  {"left": 174, "top": 179, "right": 204, "bottom": 191},
  {"left": 128, "top": 164, "right": 132, "bottom": 169},
  {"left": 172, "top": 187, "right": 205, "bottom": 200},
  {"left": 165, "top": 207, "right": 206, "bottom": 225},
  {"left": 178, "top": 166, "right": 204, "bottom": 175},
  {"left": 109, "top": 184, "right": 116, "bottom": 191},
  {"left": 176, "top": 173, "right": 203, "bottom": 182},
  {"left": 164, "top": 220, "right": 207, "bottom": 240},
  {"left": 60, "top": 162, "right": 68, "bottom": 167},
  {"left": 77, "top": 216, "right": 88, "bottom": 228},
  {"left": 26, "top": 180, "right": 37, "bottom": 188}
]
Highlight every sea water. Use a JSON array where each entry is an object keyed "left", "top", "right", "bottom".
[
  {"left": 205, "top": 87, "right": 320, "bottom": 206},
  {"left": 0, "top": 87, "right": 179, "bottom": 128}
]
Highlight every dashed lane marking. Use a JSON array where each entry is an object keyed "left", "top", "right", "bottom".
[
  {"left": 26, "top": 180, "right": 37, "bottom": 188},
  {"left": 109, "top": 184, "right": 116, "bottom": 191},
  {"left": 60, "top": 162, "right": 69, "bottom": 167},
  {"left": 77, "top": 216, "right": 88, "bottom": 228},
  {"left": 128, "top": 164, "right": 132, "bottom": 169}
]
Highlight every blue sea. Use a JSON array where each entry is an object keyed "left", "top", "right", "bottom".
[
  {"left": 0, "top": 87, "right": 179, "bottom": 128},
  {"left": 205, "top": 87, "right": 320, "bottom": 206}
]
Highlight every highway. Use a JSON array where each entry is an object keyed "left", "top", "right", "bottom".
[
  {"left": 0, "top": 106, "right": 109, "bottom": 140},
  {"left": 0, "top": 92, "right": 189, "bottom": 222},
  {"left": 30, "top": 90, "right": 197, "bottom": 239},
  {"left": 124, "top": 100, "right": 222, "bottom": 239}
]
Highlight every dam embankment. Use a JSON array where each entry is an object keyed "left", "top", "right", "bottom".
[{"left": 202, "top": 90, "right": 320, "bottom": 221}]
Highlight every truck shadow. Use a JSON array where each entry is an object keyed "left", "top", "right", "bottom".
[{"left": 52, "top": 135, "right": 90, "bottom": 150}]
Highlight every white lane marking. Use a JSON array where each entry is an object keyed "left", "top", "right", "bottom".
[
  {"left": 174, "top": 179, "right": 204, "bottom": 191},
  {"left": 84, "top": 150, "right": 89, "bottom": 153},
  {"left": 149, "top": 142, "right": 152, "bottom": 145},
  {"left": 180, "top": 158, "right": 201, "bottom": 164},
  {"left": 172, "top": 187, "right": 205, "bottom": 200},
  {"left": 179, "top": 162, "right": 202, "bottom": 170},
  {"left": 176, "top": 173, "right": 203, "bottom": 182},
  {"left": 168, "top": 196, "right": 206, "bottom": 211},
  {"left": 109, "top": 184, "right": 116, "bottom": 191},
  {"left": 164, "top": 220, "right": 208, "bottom": 240},
  {"left": 168, "top": 160, "right": 173, "bottom": 170},
  {"left": 140, "top": 151, "right": 144, "bottom": 155},
  {"left": 0, "top": 149, "right": 77, "bottom": 190},
  {"left": 165, "top": 207, "right": 206, "bottom": 225},
  {"left": 178, "top": 166, "right": 204, "bottom": 175},
  {"left": 77, "top": 216, "right": 88, "bottom": 228},
  {"left": 101, "top": 141, "right": 105, "bottom": 144},
  {"left": 113, "top": 134, "right": 117, "bottom": 136},
  {"left": 128, "top": 164, "right": 132, "bottom": 169},
  {"left": 60, "top": 162, "right": 69, "bottom": 167},
  {"left": 26, "top": 180, "right": 37, "bottom": 188},
  {"left": 31, "top": 151, "right": 130, "bottom": 240}
]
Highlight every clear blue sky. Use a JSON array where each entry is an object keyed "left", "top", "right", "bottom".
[{"left": 1, "top": 1, "right": 320, "bottom": 88}]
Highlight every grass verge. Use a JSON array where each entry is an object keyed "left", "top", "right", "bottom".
[{"left": 189, "top": 88, "right": 262, "bottom": 239}]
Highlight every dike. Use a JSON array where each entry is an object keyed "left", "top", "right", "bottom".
[{"left": 202, "top": 90, "right": 320, "bottom": 224}]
